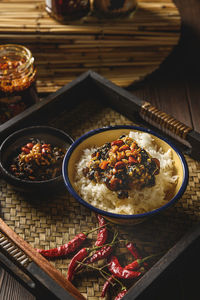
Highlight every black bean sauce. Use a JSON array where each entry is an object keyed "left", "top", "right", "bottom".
[
  {"left": 82, "top": 136, "right": 160, "bottom": 199},
  {"left": 9, "top": 138, "right": 65, "bottom": 181}
]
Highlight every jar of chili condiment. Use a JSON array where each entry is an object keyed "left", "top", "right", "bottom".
[
  {"left": 0, "top": 44, "right": 38, "bottom": 124},
  {"left": 93, "top": 0, "right": 137, "bottom": 17},
  {"left": 45, "top": 0, "right": 90, "bottom": 22}
]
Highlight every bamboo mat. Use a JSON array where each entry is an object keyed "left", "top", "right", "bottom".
[
  {"left": 0, "top": 0, "right": 181, "bottom": 93},
  {"left": 0, "top": 99, "right": 199, "bottom": 299}
]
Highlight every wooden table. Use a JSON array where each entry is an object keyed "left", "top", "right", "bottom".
[
  {"left": 131, "top": 0, "right": 200, "bottom": 134},
  {"left": 0, "top": 0, "right": 200, "bottom": 299}
]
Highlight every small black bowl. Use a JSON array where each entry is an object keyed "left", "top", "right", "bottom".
[{"left": 0, "top": 126, "right": 74, "bottom": 193}]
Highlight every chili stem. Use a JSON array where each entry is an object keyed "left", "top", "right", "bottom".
[
  {"left": 100, "top": 270, "right": 110, "bottom": 282},
  {"left": 77, "top": 261, "right": 125, "bottom": 289},
  {"left": 74, "top": 235, "right": 119, "bottom": 274},
  {"left": 86, "top": 234, "right": 121, "bottom": 253},
  {"left": 84, "top": 223, "right": 108, "bottom": 235},
  {"left": 140, "top": 251, "right": 164, "bottom": 263}
]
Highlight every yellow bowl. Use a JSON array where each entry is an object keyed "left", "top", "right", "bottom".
[{"left": 62, "top": 126, "right": 188, "bottom": 225}]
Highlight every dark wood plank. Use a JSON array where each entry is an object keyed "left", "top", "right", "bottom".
[
  {"left": 0, "top": 268, "right": 35, "bottom": 300},
  {"left": 130, "top": 73, "right": 193, "bottom": 129},
  {"left": 174, "top": 0, "right": 200, "bottom": 132},
  {"left": 185, "top": 78, "right": 200, "bottom": 132},
  {"left": 129, "top": 37, "right": 192, "bottom": 128},
  {"left": 129, "top": 0, "right": 200, "bottom": 133}
]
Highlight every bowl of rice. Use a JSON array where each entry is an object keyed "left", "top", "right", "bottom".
[{"left": 62, "top": 125, "right": 188, "bottom": 224}]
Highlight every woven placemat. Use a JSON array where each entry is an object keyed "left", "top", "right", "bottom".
[
  {"left": 0, "top": 0, "right": 181, "bottom": 93},
  {"left": 0, "top": 100, "right": 199, "bottom": 299}
]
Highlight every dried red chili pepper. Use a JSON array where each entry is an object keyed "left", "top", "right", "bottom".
[
  {"left": 108, "top": 256, "right": 141, "bottom": 279},
  {"left": 119, "top": 144, "right": 129, "bottom": 152},
  {"left": 125, "top": 256, "right": 151, "bottom": 271},
  {"left": 86, "top": 245, "right": 113, "bottom": 264},
  {"left": 21, "top": 146, "right": 30, "bottom": 154},
  {"left": 101, "top": 275, "right": 115, "bottom": 297},
  {"left": 26, "top": 143, "right": 34, "bottom": 149},
  {"left": 101, "top": 250, "right": 155, "bottom": 296},
  {"left": 114, "top": 289, "right": 128, "bottom": 300},
  {"left": 36, "top": 232, "right": 87, "bottom": 258},
  {"left": 75, "top": 243, "right": 114, "bottom": 274},
  {"left": 67, "top": 247, "right": 88, "bottom": 282},
  {"left": 95, "top": 227, "right": 108, "bottom": 246},
  {"left": 115, "top": 161, "right": 126, "bottom": 169},
  {"left": 88, "top": 228, "right": 118, "bottom": 265},
  {"left": 125, "top": 252, "right": 163, "bottom": 271},
  {"left": 126, "top": 242, "right": 139, "bottom": 258},
  {"left": 95, "top": 214, "right": 108, "bottom": 247},
  {"left": 99, "top": 160, "right": 109, "bottom": 170},
  {"left": 126, "top": 242, "right": 148, "bottom": 269},
  {"left": 125, "top": 259, "right": 142, "bottom": 271},
  {"left": 96, "top": 214, "right": 105, "bottom": 227},
  {"left": 128, "top": 156, "right": 137, "bottom": 164},
  {"left": 36, "top": 223, "right": 107, "bottom": 259},
  {"left": 111, "top": 140, "right": 124, "bottom": 147}
]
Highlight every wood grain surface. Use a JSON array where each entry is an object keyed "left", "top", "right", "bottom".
[
  {"left": 0, "top": 0, "right": 181, "bottom": 91},
  {"left": 0, "top": 0, "right": 200, "bottom": 300},
  {"left": 0, "top": 269, "right": 35, "bottom": 300},
  {"left": 130, "top": 0, "right": 200, "bottom": 134}
]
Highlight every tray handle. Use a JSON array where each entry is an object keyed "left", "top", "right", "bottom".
[
  {"left": 140, "top": 102, "right": 192, "bottom": 140},
  {"left": 140, "top": 101, "right": 200, "bottom": 160},
  {"left": 0, "top": 218, "right": 85, "bottom": 300}
]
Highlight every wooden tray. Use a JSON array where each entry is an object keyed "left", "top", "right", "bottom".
[
  {"left": 0, "top": 71, "right": 200, "bottom": 300},
  {"left": 0, "top": 0, "right": 181, "bottom": 93}
]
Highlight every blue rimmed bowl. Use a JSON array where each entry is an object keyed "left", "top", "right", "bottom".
[{"left": 62, "top": 125, "right": 189, "bottom": 225}]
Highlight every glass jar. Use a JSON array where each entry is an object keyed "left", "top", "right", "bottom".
[
  {"left": 45, "top": 0, "right": 90, "bottom": 22},
  {"left": 93, "top": 0, "right": 137, "bottom": 17},
  {"left": 0, "top": 44, "right": 38, "bottom": 124}
]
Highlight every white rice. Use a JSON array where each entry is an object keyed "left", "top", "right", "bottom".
[{"left": 74, "top": 132, "right": 178, "bottom": 215}]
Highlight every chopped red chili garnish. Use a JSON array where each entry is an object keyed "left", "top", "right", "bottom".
[
  {"left": 9, "top": 138, "right": 65, "bottom": 181},
  {"left": 82, "top": 135, "right": 160, "bottom": 199}
]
